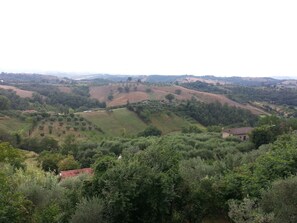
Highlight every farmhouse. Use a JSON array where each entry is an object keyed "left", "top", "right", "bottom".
[
  {"left": 222, "top": 127, "right": 253, "bottom": 141},
  {"left": 59, "top": 168, "right": 93, "bottom": 180}
]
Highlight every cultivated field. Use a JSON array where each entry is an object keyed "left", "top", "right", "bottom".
[
  {"left": 80, "top": 108, "right": 197, "bottom": 136},
  {"left": 80, "top": 108, "right": 147, "bottom": 136}
]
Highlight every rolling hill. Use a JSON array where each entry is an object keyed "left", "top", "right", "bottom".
[{"left": 89, "top": 83, "right": 267, "bottom": 115}]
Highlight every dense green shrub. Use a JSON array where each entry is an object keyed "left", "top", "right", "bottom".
[
  {"left": 138, "top": 125, "right": 162, "bottom": 137},
  {"left": 70, "top": 197, "right": 104, "bottom": 223}
]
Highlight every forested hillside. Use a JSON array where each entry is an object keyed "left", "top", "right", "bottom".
[{"left": 182, "top": 80, "right": 297, "bottom": 117}]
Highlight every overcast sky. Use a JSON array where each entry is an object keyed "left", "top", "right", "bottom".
[{"left": 1, "top": 0, "right": 297, "bottom": 77}]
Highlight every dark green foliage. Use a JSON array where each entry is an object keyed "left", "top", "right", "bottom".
[
  {"left": 72, "top": 86, "right": 90, "bottom": 97},
  {"left": 207, "top": 125, "right": 222, "bottom": 132},
  {"left": 31, "top": 92, "right": 44, "bottom": 104},
  {"left": 182, "top": 125, "right": 203, "bottom": 133},
  {"left": 124, "top": 86, "right": 130, "bottom": 93},
  {"left": 0, "top": 142, "right": 24, "bottom": 168},
  {"left": 250, "top": 125, "right": 278, "bottom": 148},
  {"left": 221, "top": 134, "right": 297, "bottom": 199},
  {"left": 89, "top": 146, "right": 188, "bottom": 223},
  {"left": 178, "top": 101, "right": 257, "bottom": 126},
  {"left": 48, "top": 125, "right": 53, "bottom": 134},
  {"left": 70, "top": 197, "right": 104, "bottom": 223},
  {"left": 0, "top": 73, "right": 59, "bottom": 84},
  {"left": 138, "top": 125, "right": 162, "bottom": 137},
  {"left": 45, "top": 91, "right": 105, "bottom": 109},
  {"left": 34, "top": 202, "right": 61, "bottom": 223},
  {"left": 0, "top": 95, "right": 10, "bottom": 110},
  {"left": 227, "top": 86, "right": 297, "bottom": 106},
  {"left": 0, "top": 89, "right": 29, "bottom": 110},
  {"left": 93, "top": 156, "right": 116, "bottom": 177},
  {"left": 165, "top": 93, "right": 175, "bottom": 102},
  {"left": 129, "top": 100, "right": 257, "bottom": 127},
  {"left": 0, "top": 173, "right": 33, "bottom": 223},
  {"left": 3, "top": 127, "right": 297, "bottom": 222},
  {"left": 182, "top": 81, "right": 227, "bottom": 94},
  {"left": 108, "top": 93, "right": 113, "bottom": 101},
  {"left": 39, "top": 137, "right": 59, "bottom": 151},
  {"left": 175, "top": 89, "right": 182, "bottom": 95},
  {"left": 19, "top": 137, "right": 59, "bottom": 153},
  {"left": 261, "top": 176, "right": 297, "bottom": 223},
  {"left": 252, "top": 116, "right": 297, "bottom": 148},
  {"left": 38, "top": 151, "right": 65, "bottom": 173},
  {"left": 58, "top": 155, "right": 80, "bottom": 171},
  {"left": 17, "top": 83, "right": 105, "bottom": 109},
  {"left": 183, "top": 79, "right": 297, "bottom": 107}
]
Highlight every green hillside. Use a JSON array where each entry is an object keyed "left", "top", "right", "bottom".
[
  {"left": 0, "top": 116, "right": 32, "bottom": 135},
  {"left": 80, "top": 108, "right": 198, "bottom": 137},
  {"left": 150, "top": 113, "right": 203, "bottom": 134},
  {"left": 80, "top": 108, "right": 147, "bottom": 137},
  {"left": 0, "top": 109, "right": 200, "bottom": 141}
]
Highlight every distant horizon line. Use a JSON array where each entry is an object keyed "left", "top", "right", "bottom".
[{"left": 0, "top": 70, "right": 296, "bottom": 80}]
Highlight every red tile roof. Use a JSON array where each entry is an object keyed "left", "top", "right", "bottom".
[{"left": 59, "top": 168, "right": 93, "bottom": 179}]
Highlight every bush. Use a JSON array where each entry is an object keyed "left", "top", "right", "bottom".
[
  {"left": 138, "top": 125, "right": 162, "bottom": 137},
  {"left": 175, "top": 89, "right": 182, "bottom": 95},
  {"left": 182, "top": 125, "right": 203, "bottom": 133},
  {"left": 0, "top": 172, "right": 33, "bottom": 223},
  {"left": 70, "top": 197, "right": 104, "bottom": 223},
  {"left": 50, "top": 117, "right": 56, "bottom": 122},
  {"left": 207, "top": 125, "right": 222, "bottom": 132},
  {"left": 228, "top": 198, "right": 274, "bottom": 223},
  {"left": 34, "top": 203, "right": 61, "bottom": 223},
  {"left": 261, "top": 176, "right": 297, "bottom": 223},
  {"left": 58, "top": 155, "right": 80, "bottom": 171},
  {"left": 48, "top": 126, "right": 53, "bottom": 134}
]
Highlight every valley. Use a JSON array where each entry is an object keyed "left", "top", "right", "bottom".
[{"left": 1, "top": 73, "right": 297, "bottom": 223}]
